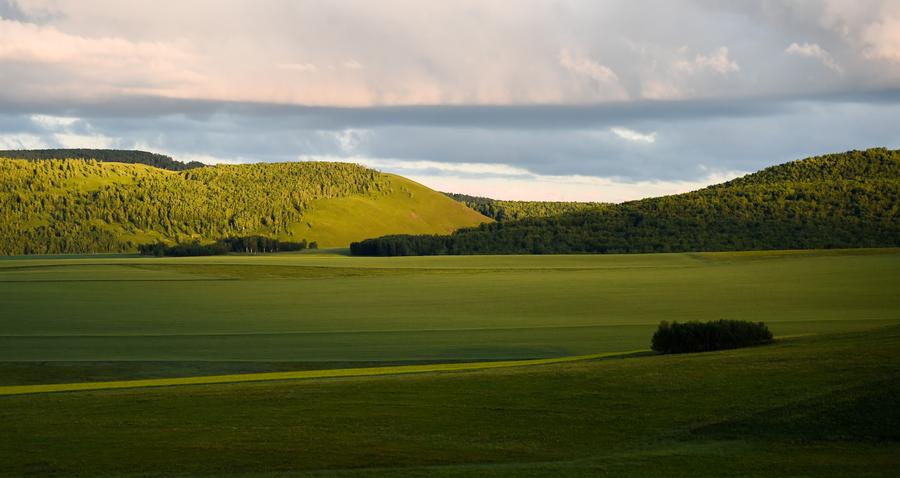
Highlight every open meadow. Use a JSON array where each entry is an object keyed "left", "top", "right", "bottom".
[
  {"left": 1, "top": 248, "right": 899, "bottom": 476},
  {"left": 1, "top": 248, "right": 898, "bottom": 372}
]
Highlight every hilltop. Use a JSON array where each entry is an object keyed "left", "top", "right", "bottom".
[
  {"left": 0, "top": 158, "right": 487, "bottom": 255},
  {"left": 352, "top": 148, "right": 900, "bottom": 255}
]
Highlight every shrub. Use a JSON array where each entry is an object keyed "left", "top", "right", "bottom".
[{"left": 651, "top": 319, "right": 773, "bottom": 354}]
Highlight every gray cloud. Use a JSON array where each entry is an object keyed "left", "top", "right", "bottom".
[{"left": 2, "top": 0, "right": 900, "bottom": 199}]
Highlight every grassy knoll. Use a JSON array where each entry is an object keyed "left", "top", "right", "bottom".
[
  {"left": 0, "top": 249, "right": 898, "bottom": 373},
  {"left": 0, "top": 328, "right": 897, "bottom": 477}
]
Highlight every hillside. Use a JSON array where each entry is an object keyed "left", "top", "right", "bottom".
[
  {"left": 352, "top": 148, "right": 900, "bottom": 255},
  {"left": 444, "top": 192, "right": 607, "bottom": 221},
  {"left": 0, "top": 158, "right": 488, "bottom": 254},
  {"left": 0, "top": 148, "right": 204, "bottom": 171}
]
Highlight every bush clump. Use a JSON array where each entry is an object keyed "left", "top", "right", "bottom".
[{"left": 651, "top": 319, "right": 773, "bottom": 354}]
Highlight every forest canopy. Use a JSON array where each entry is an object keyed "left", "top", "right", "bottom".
[
  {"left": 0, "top": 158, "right": 390, "bottom": 255},
  {"left": 443, "top": 193, "right": 607, "bottom": 221},
  {"left": 351, "top": 148, "right": 900, "bottom": 256},
  {"left": 0, "top": 149, "right": 204, "bottom": 171}
]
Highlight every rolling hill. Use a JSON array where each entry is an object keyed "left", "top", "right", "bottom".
[
  {"left": 352, "top": 148, "right": 900, "bottom": 255},
  {"left": 0, "top": 157, "right": 488, "bottom": 255}
]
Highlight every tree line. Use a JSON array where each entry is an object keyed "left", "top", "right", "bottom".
[
  {"left": 138, "top": 236, "right": 318, "bottom": 256},
  {"left": 444, "top": 192, "right": 607, "bottom": 221},
  {"left": 0, "top": 149, "right": 204, "bottom": 171},
  {"left": 0, "top": 158, "right": 391, "bottom": 255},
  {"left": 351, "top": 148, "right": 900, "bottom": 256}
]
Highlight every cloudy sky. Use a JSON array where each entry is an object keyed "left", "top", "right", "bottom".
[{"left": 1, "top": 0, "right": 899, "bottom": 201}]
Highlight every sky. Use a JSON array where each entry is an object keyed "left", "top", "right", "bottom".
[{"left": 1, "top": 0, "right": 899, "bottom": 201}]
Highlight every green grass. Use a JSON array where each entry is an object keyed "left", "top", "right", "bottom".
[
  {"left": 0, "top": 328, "right": 897, "bottom": 477},
  {"left": 0, "top": 349, "right": 648, "bottom": 396},
  {"left": 299, "top": 174, "right": 489, "bottom": 247},
  {"left": 0, "top": 248, "right": 898, "bottom": 370},
  {"left": 0, "top": 248, "right": 897, "bottom": 476}
]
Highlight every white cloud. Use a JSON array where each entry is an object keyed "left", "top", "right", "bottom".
[
  {"left": 277, "top": 62, "right": 319, "bottom": 72},
  {"left": 406, "top": 170, "right": 743, "bottom": 203},
  {"left": 676, "top": 47, "right": 739, "bottom": 75},
  {"left": 0, "top": 133, "right": 48, "bottom": 150},
  {"left": 610, "top": 127, "right": 656, "bottom": 144},
  {"left": 640, "top": 80, "right": 683, "bottom": 100},
  {"left": 328, "top": 129, "right": 372, "bottom": 153},
  {"left": 861, "top": 16, "right": 900, "bottom": 63},
  {"left": 558, "top": 49, "right": 619, "bottom": 83},
  {"left": 341, "top": 59, "right": 363, "bottom": 69},
  {"left": 296, "top": 155, "right": 742, "bottom": 202},
  {"left": 30, "top": 114, "right": 80, "bottom": 128},
  {"left": 301, "top": 155, "right": 532, "bottom": 176},
  {"left": 52, "top": 132, "right": 114, "bottom": 149},
  {"left": 785, "top": 42, "right": 843, "bottom": 73},
  {"left": 0, "top": 17, "right": 202, "bottom": 97}
]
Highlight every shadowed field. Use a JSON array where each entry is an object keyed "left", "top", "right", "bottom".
[{"left": 0, "top": 328, "right": 897, "bottom": 477}]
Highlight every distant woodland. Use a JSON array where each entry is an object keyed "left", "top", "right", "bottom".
[
  {"left": 0, "top": 149, "right": 204, "bottom": 171},
  {"left": 0, "top": 159, "right": 390, "bottom": 255},
  {"left": 352, "top": 148, "right": 900, "bottom": 255},
  {"left": 444, "top": 193, "right": 607, "bottom": 221}
]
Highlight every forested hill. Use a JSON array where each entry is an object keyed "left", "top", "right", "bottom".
[
  {"left": 0, "top": 158, "right": 487, "bottom": 255},
  {"left": 351, "top": 148, "right": 900, "bottom": 256},
  {"left": 0, "top": 149, "right": 204, "bottom": 171},
  {"left": 443, "top": 193, "right": 607, "bottom": 221}
]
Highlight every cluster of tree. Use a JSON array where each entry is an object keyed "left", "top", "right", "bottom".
[
  {"left": 0, "top": 149, "right": 204, "bottom": 171},
  {"left": 138, "top": 236, "right": 317, "bottom": 257},
  {"left": 651, "top": 319, "right": 773, "bottom": 354},
  {"left": 0, "top": 158, "right": 391, "bottom": 255},
  {"left": 444, "top": 192, "right": 606, "bottom": 221},
  {"left": 352, "top": 148, "right": 900, "bottom": 255}
]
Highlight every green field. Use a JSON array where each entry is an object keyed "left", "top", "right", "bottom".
[
  {"left": 1, "top": 248, "right": 899, "bottom": 476},
  {"left": 1, "top": 248, "right": 898, "bottom": 377},
  {"left": 1, "top": 328, "right": 898, "bottom": 477}
]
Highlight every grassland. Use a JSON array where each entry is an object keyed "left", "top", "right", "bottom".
[
  {"left": 1, "top": 248, "right": 898, "bottom": 476},
  {"left": 0, "top": 328, "right": 897, "bottom": 477},
  {"left": 0, "top": 248, "right": 897, "bottom": 378},
  {"left": 300, "top": 174, "right": 490, "bottom": 247}
]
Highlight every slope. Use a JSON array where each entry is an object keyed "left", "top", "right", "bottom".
[
  {"left": 301, "top": 175, "right": 494, "bottom": 247},
  {"left": 352, "top": 147, "right": 900, "bottom": 255},
  {"left": 0, "top": 158, "right": 488, "bottom": 254}
]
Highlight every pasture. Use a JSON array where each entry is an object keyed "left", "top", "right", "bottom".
[
  {"left": 1, "top": 248, "right": 898, "bottom": 476},
  {"left": 1, "top": 248, "right": 898, "bottom": 370}
]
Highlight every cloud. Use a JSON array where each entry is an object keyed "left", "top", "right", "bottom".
[
  {"left": 341, "top": 59, "right": 363, "bottom": 70},
  {"left": 610, "top": 127, "right": 657, "bottom": 144},
  {"left": 277, "top": 62, "right": 318, "bottom": 72},
  {"left": 299, "top": 154, "right": 743, "bottom": 202},
  {"left": 785, "top": 42, "right": 843, "bottom": 73},
  {"left": 861, "top": 16, "right": 900, "bottom": 63},
  {"left": 329, "top": 129, "right": 373, "bottom": 153},
  {"left": 558, "top": 48, "right": 629, "bottom": 100},
  {"left": 0, "top": 17, "right": 202, "bottom": 98},
  {"left": 0, "top": 133, "right": 47, "bottom": 149},
  {"left": 675, "top": 47, "right": 739, "bottom": 75},
  {"left": 30, "top": 114, "right": 79, "bottom": 128},
  {"left": 558, "top": 49, "right": 619, "bottom": 83},
  {"left": 303, "top": 155, "right": 533, "bottom": 177}
]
